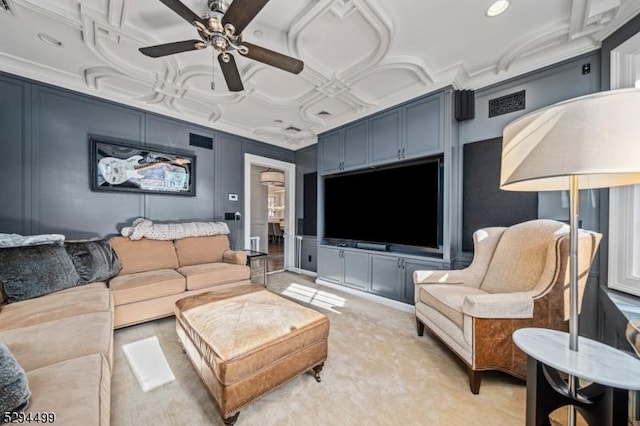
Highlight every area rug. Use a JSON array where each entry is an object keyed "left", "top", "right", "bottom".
[
  {"left": 112, "top": 271, "right": 578, "bottom": 425},
  {"left": 121, "top": 335, "right": 175, "bottom": 392}
]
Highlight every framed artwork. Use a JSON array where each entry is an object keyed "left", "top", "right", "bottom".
[{"left": 89, "top": 136, "right": 196, "bottom": 196}]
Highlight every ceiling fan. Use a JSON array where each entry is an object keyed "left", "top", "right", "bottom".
[{"left": 139, "top": 0, "right": 304, "bottom": 92}]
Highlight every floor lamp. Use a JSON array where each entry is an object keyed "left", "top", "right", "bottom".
[{"left": 500, "top": 87, "right": 640, "bottom": 425}]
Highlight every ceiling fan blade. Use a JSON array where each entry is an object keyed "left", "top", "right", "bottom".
[
  {"left": 239, "top": 42, "right": 304, "bottom": 74},
  {"left": 222, "top": 0, "right": 270, "bottom": 36},
  {"left": 218, "top": 54, "right": 244, "bottom": 92},
  {"left": 157, "top": 0, "right": 207, "bottom": 27},
  {"left": 139, "top": 40, "right": 204, "bottom": 58}
]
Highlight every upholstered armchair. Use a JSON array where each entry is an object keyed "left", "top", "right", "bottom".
[{"left": 414, "top": 219, "right": 601, "bottom": 394}]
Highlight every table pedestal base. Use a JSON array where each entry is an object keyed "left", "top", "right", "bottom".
[{"left": 526, "top": 357, "right": 628, "bottom": 426}]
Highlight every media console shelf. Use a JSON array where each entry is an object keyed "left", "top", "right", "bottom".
[{"left": 316, "top": 244, "right": 450, "bottom": 304}]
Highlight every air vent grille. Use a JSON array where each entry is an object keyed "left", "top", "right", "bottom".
[
  {"left": 1, "top": 0, "right": 12, "bottom": 12},
  {"left": 284, "top": 126, "right": 301, "bottom": 132},
  {"left": 189, "top": 133, "right": 213, "bottom": 149},
  {"left": 488, "top": 90, "right": 526, "bottom": 118}
]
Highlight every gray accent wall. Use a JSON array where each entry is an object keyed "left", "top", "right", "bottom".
[{"left": 0, "top": 71, "right": 294, "bottom": 242}]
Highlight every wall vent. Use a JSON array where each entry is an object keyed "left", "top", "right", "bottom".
[
  {"left": 488, "top": 90, "right": 526, "bottom": 118},
  {"left": 189, "top": 133, "right": 213, "bottom": 149},
  {"left": 1, "top": 0, "right": 12, "bottom": 13},
  {"left": 284, "top": 126, "right": 301, "bottom": 132}
]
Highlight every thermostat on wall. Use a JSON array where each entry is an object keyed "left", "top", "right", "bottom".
[{"left": 228, "top": 193, "right": 238, "bottom": 201}]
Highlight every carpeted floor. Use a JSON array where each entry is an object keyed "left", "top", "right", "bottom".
[{"left": 111, "top": 271, "right": 574, "bottom": 425}]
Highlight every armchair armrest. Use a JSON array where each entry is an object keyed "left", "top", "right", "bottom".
[
  {"left": 413, "top": 269, "right": 474, "bottom": 286},
  {"left": 461, "top": 291, "right": 537, "bottom": 319},
  {"left": 223, "top": 250, "right": 248, "bottom": 265}
]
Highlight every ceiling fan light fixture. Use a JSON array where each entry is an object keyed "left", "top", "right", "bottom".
[
  {"left": 486, "top": 0, "right": 510, "bottom": 17},
  {"left": 260, "top": 169, "right": 285, "bottom": 186}
]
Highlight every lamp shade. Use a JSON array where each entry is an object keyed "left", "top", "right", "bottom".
[
  {"left": 500, "top": 88, "right": 640, "bottom": 191},
  {"left": 260, "top": 169, "right": 284, "bottom": 186}
]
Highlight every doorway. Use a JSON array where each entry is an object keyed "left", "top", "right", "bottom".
[{"left": 244, "top": 154, "right": 296, "bottom": 273}]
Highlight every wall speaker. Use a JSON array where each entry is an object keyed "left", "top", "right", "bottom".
[{"left": 454, "top": 89, "right": 475, "bottom": 121}]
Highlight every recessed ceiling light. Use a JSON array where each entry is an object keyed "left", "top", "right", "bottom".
[
  {"left": 37, "top": 33, "right": 63, "bottom": 47},
  {"left": 486, "top": 0, "right": 510, "bottom": 17}
]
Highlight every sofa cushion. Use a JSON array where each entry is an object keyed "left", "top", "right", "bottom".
[
  {"left": 419, "top": 285, "right": 487, "bottom": 329},
  {"left": 0, "top": 244, "right": 82, "bottom": 303},
  {"left": 109, "top": 237, "right": 178, "bottom": 275},
  {"left": 480, "top": 220, "right": 566, "bottom": 294},
  {"left": 109, "top": 269, "right": 185, "bottom": 305},
  {"left": 0, "top": 341, "right": 30, "bottom": 413},
  {"left": 26, "top": 354, "right": 110, "bottom": 426},
  {"left": 0, "top": 283, "right": 111, "bottom": 332},
  {"left": 0, "top": 311, "right": 113, "bottom": 372},
  {"left": 177, "top": 263, "right": 250, "bottom": 290},
  {"left": 65, "top": 240, "right": 122, "bottom": 284},
  {"left": 174, "top": 235, "right": 229, "bottom": 267}
]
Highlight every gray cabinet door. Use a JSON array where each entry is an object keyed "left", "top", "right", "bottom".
[
  {"left": 343, "top": 121, "right": 368, "bottom": 171},
  {"left": 320, "top": 130, "right": 342, "bottom": 175},
  {"left": 402, "top": 258, "right": 442, "bottom": 304},
  {"left": 343, "top": 250, "right": 369, "bottom": 290},
  {"left": 370, "top": 254, "right": 402, "bottom": 300},
  {"left": 403, "top": 93, "right": 443, "bottom": 159},
  {"left": 318, "top": 246, "right": 342, "bottom": 283},
  {"left": 370, "top": 109, "right": 402, "bottom": 166}
]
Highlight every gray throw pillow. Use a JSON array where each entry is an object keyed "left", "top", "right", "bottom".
[
  {"left": 64, "top": 240, "right": 122, "bottom": 284},
  {"left": 0, "top": 342, "right": 31, "bottom": 414},
  {"left": 0, "top": 244, "right": 81, "bottom": 303}
]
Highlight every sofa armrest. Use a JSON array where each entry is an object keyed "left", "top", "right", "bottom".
[
  {"left": 223, "top": 249, "right": 248, "bottom": 265},
  {"left": 461, "top": 291, "right": 537, "bottom": 319}
]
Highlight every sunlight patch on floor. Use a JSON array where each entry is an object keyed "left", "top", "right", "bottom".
[{"left": 282, "top": 282, "right": 346, "bottom": 314}]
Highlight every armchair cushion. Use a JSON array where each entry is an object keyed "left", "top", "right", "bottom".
[
  {"left": 418, "top": 285, "right": 486, "bottom": 329},
  {"left": 461, "top": 291, "right": 536, "bottom": 319}
]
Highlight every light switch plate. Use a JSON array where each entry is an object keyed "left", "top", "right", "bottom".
[{"left": 228, "top": 193, "right": 238, "bottom": 201}]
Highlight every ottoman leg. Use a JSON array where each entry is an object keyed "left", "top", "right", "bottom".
[
  {"left": 223, "top": 412, "right": 239, "bottom": 425},
  {"left": 312, "top": 363, "right": 324, "bottom": 383}
]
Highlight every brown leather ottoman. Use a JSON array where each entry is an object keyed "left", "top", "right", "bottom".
[{"left": 174, "top": 285, "right": 329, "bottom": 425}]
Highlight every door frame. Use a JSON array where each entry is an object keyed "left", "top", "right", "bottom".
[{"left": 244, "top": 153, "right": 296, "bottom": 271}]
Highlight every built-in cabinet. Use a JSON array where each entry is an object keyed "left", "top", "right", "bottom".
[
  {"left": 319, "top": 91, "right": 445, "bottom": 175},
  {"left": 318, "top": 245, "right": 447, "bottom": 304},
  {"left": 319, "top": 121, "right": 368, "bottom": 175},
  {"left": 318, "top": 246, "right": 369, "bottom": 290}
]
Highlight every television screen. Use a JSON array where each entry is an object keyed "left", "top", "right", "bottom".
[{"left": 324, "top": 157, "right": 442, "bottom": 249}]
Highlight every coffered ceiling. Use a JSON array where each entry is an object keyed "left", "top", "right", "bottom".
[{"left": 0, "top": 0, "right": 638, "bottom": 149}]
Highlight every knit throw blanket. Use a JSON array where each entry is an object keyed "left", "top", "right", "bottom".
[{"left": 121, "top": 218, "right": 230, "bottom": 241}]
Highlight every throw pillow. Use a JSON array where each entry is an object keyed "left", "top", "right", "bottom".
[
  {"left": 0, "top": 342, "right": 31, "bottom": 414},
  {"left": 64, "top": 239, "right": 122, "bottom": 284},
  {"left": 0, "top": 244, "right": 81, "bottom": 303}
]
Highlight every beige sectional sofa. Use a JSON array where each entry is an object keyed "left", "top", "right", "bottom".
[
  {"left": 0, "top": 232, "right": 250, "bottom": 425},
  {"left": 108, "top": 234, "right": 250, "bottom": 328},
  {"left": 0, "top": 282, "right": 114, "bottom": 425}
]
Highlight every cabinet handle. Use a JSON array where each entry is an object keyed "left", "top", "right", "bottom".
[
  {"left": 397, "top": 258, "right": 401, "bottom": 268},
  {"left": 402, "top": 148, "right": 405, "bottom": 158},
  {"left": 397, "top": 149, "right": 401, "bottom": 160},
  {"left": 402, "top": 259, "right": 406, "bottom": 269}
]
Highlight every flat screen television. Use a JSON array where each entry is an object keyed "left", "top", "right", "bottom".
[{"left": 323, "top": 156, "right": 443, "bottom": 251}]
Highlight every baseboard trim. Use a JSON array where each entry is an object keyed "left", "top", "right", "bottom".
[
  {"left": 314, "top": 279, "right": 414, "bottom": 313},
  {"left": 284, "top": 267, "right": 317, "bottom": 278}
]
